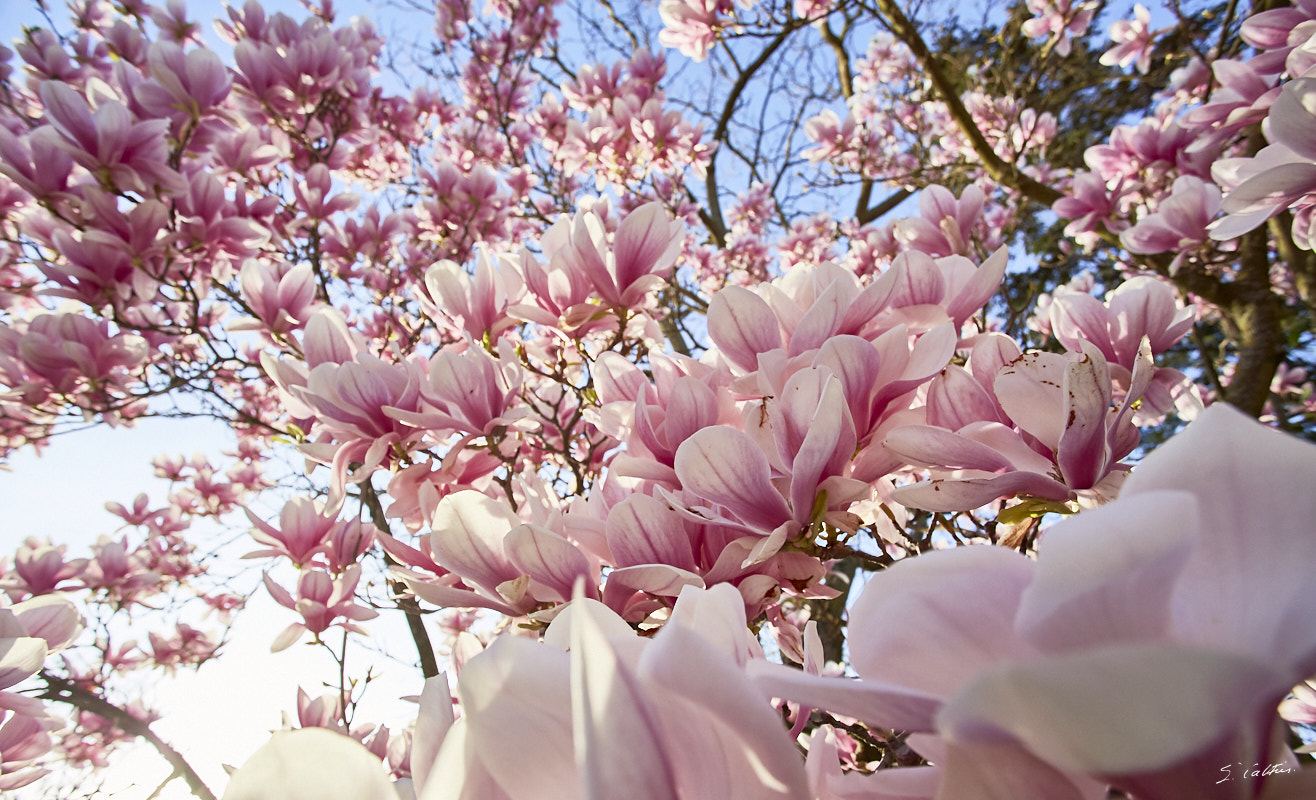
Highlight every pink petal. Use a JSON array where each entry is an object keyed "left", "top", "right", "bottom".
[
  {"left": 605, "top": 494, "right": 697, "bottom": 571},
  {"left": 849, "top": 545, "right": 1035, "bottom": 697},
  {"left": 748, "top": 659, "right": 941, "bottom": 733},
  {"left": 223, "top": 728, "right": 397, "bottom": 800},
  {"left": 994, "top": 351, "right": 1069, "bottom": 449},
  {"left": 939, "top": 644, "right": 1291, "bottom": 780},
  {"left": 411, "top": 675, "right": 455, "bottom": 794},
  {"left": 570, "top": 599, "right": 680, "bottom": 800},
  {"left": 1055, "top": 343, "right": 1114, "bottom": 489},
  {"left": 707, "top": 287, "right": 782, "bottom": 373},
  {"left": 1016, "top": 491, "right": 1197, "bottom": 651},
  {"left": 504, "top": 524, "right": 593, "bottom": 602},
  {"left": 1121, "top": 405, "right": 1316, "bottom": 669},
  {"left": 428, "top": 491, "right": 521, "bottom": 594},
  {"left": 454, "top": 637, "right": 580, "bottom": 798},
  {"left": 891, "top": 471, "right": 1072, "bottom": 512},
  {"left": 640, "top": 625, "right": 812, "bottom": 798},
  {"left": 673, "top": 426, "right": 792, "bottom": 532}
]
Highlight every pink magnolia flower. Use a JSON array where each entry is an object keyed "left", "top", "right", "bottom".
[
  {"left": 665, "top": 365, "right": 869, "bottom": 564},
  {"left": 82, "top": 536, "right": 158, "bottom": 600},
  {"left": 1121, "top": 175, "right": 1223, "bottom": 255},
  {"left": 222, "top": 728, "right": 396, "bottom": 800},
  {"left": 387, "top": 340, "right": 528, "bottom": 439},
  {"left": 288, "top": 686, "right": 347, "bottom": 733},
  {"left": 12, "top": 313, "right": 147, "bottom": 395},
  {"left": 417, "top": 585, "right": 809, "bottom": 799},
  {"left": 753, "top": 405, "right": 1316, "bottom": 799},
  {"left": 658, "top": 0, "right": 736, "bottom": 62},
  {"left": 0, "top": 710, "right": 53, "bottom": 791},
  {"left": 231, "top": 261, "right": 320, "bottom": 335},
  {"left": 1046, "top": 276, "right": 1201, "bottom": 421},
  {"left": 264, "top": 564, "right": 379, "bottom": 651},
  {"left": 147, "top": 623, "right": 220, "bottom": 673},
  {"left": 892, "top": 184, "right": 987, "bottom": 258},
  {"left": 244, "top": 497, "right": 341, "bottom": 565},
  {"left": 1100, "top": 4, "right": 1162, "bottom": 74},
  {"left": 39, "top": 81, "right": 181, "bottom": 194},
  {"left": 1053, "top": 171, "right": 1131, "bottom": 248},
  {"left": 401, "top": 490, "right": 595, "bottom": 616},
  {"left": 420, "top": 250, "right": 525, "bottom": 341},
  {"left": 3, "top": 539, "right": 86, "bottom": 596},
  {"left": 1022, "top": 0, "right": 1097, "bottom": 56},
  {"left": 886, "top": 339, "right": 1154, "bottom": 511},
  {"left": 1212, "top": 75, "right": 1316, "bottom": 249},
  {"left": 131, "top": 41, "right": 231, "bottom": 122}
]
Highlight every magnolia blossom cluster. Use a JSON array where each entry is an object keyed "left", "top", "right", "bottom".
[
  {"left": 1052, "top": 0, "right": 1316, "bottom": 291},
  {"left": 223, "top": 406, "right": 1316, "bottom": 800},
  {"left": 0, "top": 0, "right": 1313, "bottom": 796}
]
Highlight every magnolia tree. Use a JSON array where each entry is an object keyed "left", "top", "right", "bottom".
[{"left": 2, "top": 0, "right": 1316, "bottom": 796}]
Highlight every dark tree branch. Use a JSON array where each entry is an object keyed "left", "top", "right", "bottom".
[
  {"left": 857, "top": 187, "right": 912, "bottom": 224},
  {"left": 359, "top": 482, "right": 440, "bottom": 679},
  {"left": 871, "top": 0, "right": 1063, "bottom": 207},
  {"left": 38, "top": 673, "right": 217, "bottom": 800}
]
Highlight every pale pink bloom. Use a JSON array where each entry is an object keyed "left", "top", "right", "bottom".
[
  {"left": 39, "top": 81, "right": 181, "bottom": 194},
  {"left": 105, "top": 493, "right": 154, "bottom": 526},
  {"left": 292, "top": 342, "right": 427, "bottom": 508},
  {"left": 0, "top": 596, "right": 80, "bottom": 788},
  {"left": 1086, "top": 116, "right": 1206, "bottom": 183},
  {"left": 802, "top": 110, "right": 856, "bottom": 164},
  {"left": 0, "top": 710, "right": 53, "bottom": 790},
  {"left": 1100, "top": 4, "right": 1161, "bottom": 74},
  {"left": 222, "top": 728, "right": 396, "bottom": 800},
  {"left": 0, "top": 597, "right": 80, "bottom": 696},
  {"left": 887, "top": 339, "right": 1154, "bottom": 511},
  {"left": 892, "top": 185, "right": 986, "bottom": 258},
  {"left": 289, "top": 686, "right": 347, "bottom": 733},
  {"left": 669, "top": 366, "right": 867, "bottom": 564},
  {"left": 147, "top": 623, "right": 219, "bottom": 672},
  {"left": 1022, "top": 0, "right": 1097, "bottom": 56},
  {"left": 387, "top": 340, "right": 528, "bottom": 438},
  {"left": 131, "top": 41, "right": 231, "bottom": 121},
  {"left": 419, "top": 586, "right": 809, "bottom": 799},
  {"left": 1271, "top": 363, "right": 1310, "bottom": 395},
  {"left": 421, "top": 250, "right": 525, "bottom": 341},
  {"left": 1048, "top": 276, "right": 1195, "bottom": 366},
  {"left": 404, "top": 490, "right": 594, "bottom": 614},
  {"left": 244, "top": 497, "right": 340, "bottom": 565},
  {"left": 1121, "top": 175, "right": 1222, "bottom": 256},
  {"left": 792, "top": 0, "right": 834, "bottom": 17},
  {"left": 1212, "top": 75, "right": 1316, "bottom": 248},
  {"left": 1047, "top": 277, "right": 1201, "bottom": 422},
  {"left": 323, "top": 517, "right": 375, "bottom": 574},
  {"left": 12, "top": 313, "right": 147, "bottom": 394},
  {"left": 82, "top": 536, "right": 158, "bottom": 599},
  {"left": 543, "top": 203, "right": 684, "bottom": 310},
  {"left": 0, "top": 126, "right": 75, "bottom": 202},
  {"left": 658, "top": 0, "right": 735, "bottom": 62},
  {"left": 1053, "top": 171, "right": 1131, "bottom": 246},
  {"left": 4, "top": 539, "right": 86, "bottom": 596},
  {"left": 1182, "top": 60, "right": 1281, "bottom": 152},
  {"left": 232, "top": 261, "right": 320, "bottom": 335},
  {"left": 878, "top": 247, "right": 1010, "bottom": 332},
  {"left": 265, "top": 565, "right": 379, "bottom": 651},
  {"left": 755, "top": 405, "right": 1316, "bottom": 799}
]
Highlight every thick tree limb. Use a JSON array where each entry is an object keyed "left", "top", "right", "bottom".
[
  {"left": 360, "top": 482, "right": 441, "bottom": 679},
  {"left": 871, "top": 0, "right": 1063, "bottom": 207},
  {"left": 39, "top": 673, "right": 217, "bottom": 800}
]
